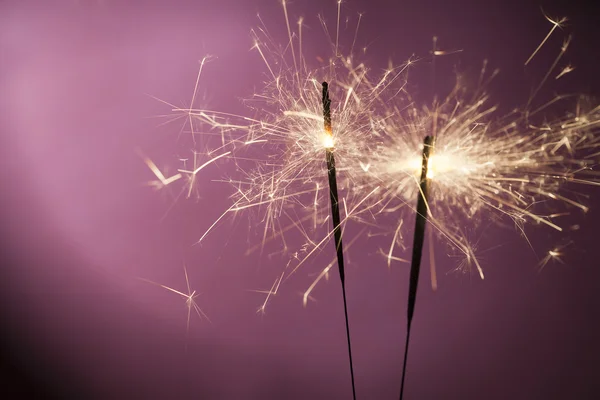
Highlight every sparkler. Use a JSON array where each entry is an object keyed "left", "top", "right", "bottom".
[
  {"left": 399, "top": 136, "right": 435, "bottom": 400},
  {"left": 322, "top": 81, "right": 356, "bottom": 400},
  {"left": 368, "top": 73, "right": 600, "bottom": 280},
  {"left": 145, "top": 1, "right": 600, "bottom": 321},
  {"left": 159, "top": 2, "right": 410, "bottom": 309},
  {"left": 134, "top": 5, "right": 600, "bottom": 399}
]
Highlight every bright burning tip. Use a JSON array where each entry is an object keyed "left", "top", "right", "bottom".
[
  {"left": 407, "top": 153, "right": 464, "bottom": 179},
  {"left": 425, "top": 154, "right": 455, "bottom": 179},
  {"left": 323, "top": 133, "right": 335, "bottom": 149}
]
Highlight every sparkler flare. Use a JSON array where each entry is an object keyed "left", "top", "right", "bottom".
[
  {"left": 366, "top": 68, "right": 600, "bottom": 279},
  {"left": 161, "top": 4, "right": 411, "bottom": 307},
  {"left": 145, "top": 1, "right": 600, "bottom": 320}
]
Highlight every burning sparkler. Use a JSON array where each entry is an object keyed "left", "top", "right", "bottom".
[
  {"left": 399, "top": 136, "right": 435, "bottom": 400},
  {"left": 146, "top": 1, "right": 600, "bottom": 313},
  {"left": 136, "top": 5, "right": 600, "bottom": 399},
  {"left": 156, "top": 2, "right": 410, "bottom": 309},
  {"left": 322, "top": 80, "right": 356, "bottom": 400},
  {"left": 366, "top": 70, "right": 600, "bottom": 280}
]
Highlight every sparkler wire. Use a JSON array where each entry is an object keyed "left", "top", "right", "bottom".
[
  {"left": 322, "top": 81, "right": 357, "bottom": 400},
  {"left": 399, "top": 135, "right": 435, "bottom": 400}
]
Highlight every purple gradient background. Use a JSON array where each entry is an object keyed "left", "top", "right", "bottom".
[{"left": 2, "top": 0, "right": 600, "bottom": 398}]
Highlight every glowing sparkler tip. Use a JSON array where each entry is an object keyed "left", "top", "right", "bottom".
[
  {"left": 323, "top": 134, "right": 335, "bottom": 149},
  {"left": 422, "top": 136, "right": 436, "bottom": 179}
]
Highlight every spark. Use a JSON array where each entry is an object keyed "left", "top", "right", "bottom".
[
  {"left": 250, "top": 271, "right": 285, "bottom": 314},
  {"left": 528, "top": 35, "right": 572, "bottom": 108},
  {"left": 538, "top": 241, "right": 572, "bottom": 271},
  {"left": 302, "top": 228, "right": 366, "bottom": 307},
  {"left": 139, "top": 263, "right": 211, "bottom": 337},
  {"left": 188, "top": 55, "right": 216, "bottom": 143},
  {"left": 282, "top": 0, "right": 298, "bottom": 71},
  {"left": 387, "top": 219, "right": 404, "bottom": 269},
  {"left": 556, "top": 64, "right": 575, "bottom": 80},
  {"left": 177, "top": 150, "right": 231, "bottom": 199},
  {"left": 525, "top": 12, "right": 567, "bottom": 66},
  {"left": 350, "top": 13, "right": 363, "bottom": 56},
  {"left": 335, "top": 0, "right": 342, "bottom": 57},
  {"left": 137, "top": 148, "right": 182, "bottom": 189}
]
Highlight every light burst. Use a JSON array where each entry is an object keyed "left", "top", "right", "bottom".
[
  {"left": 145, "top": 2, "right": 600, "bottom": 310},
  {"left": 366, "top": 68, "right": 600, "bottom": 279}
]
